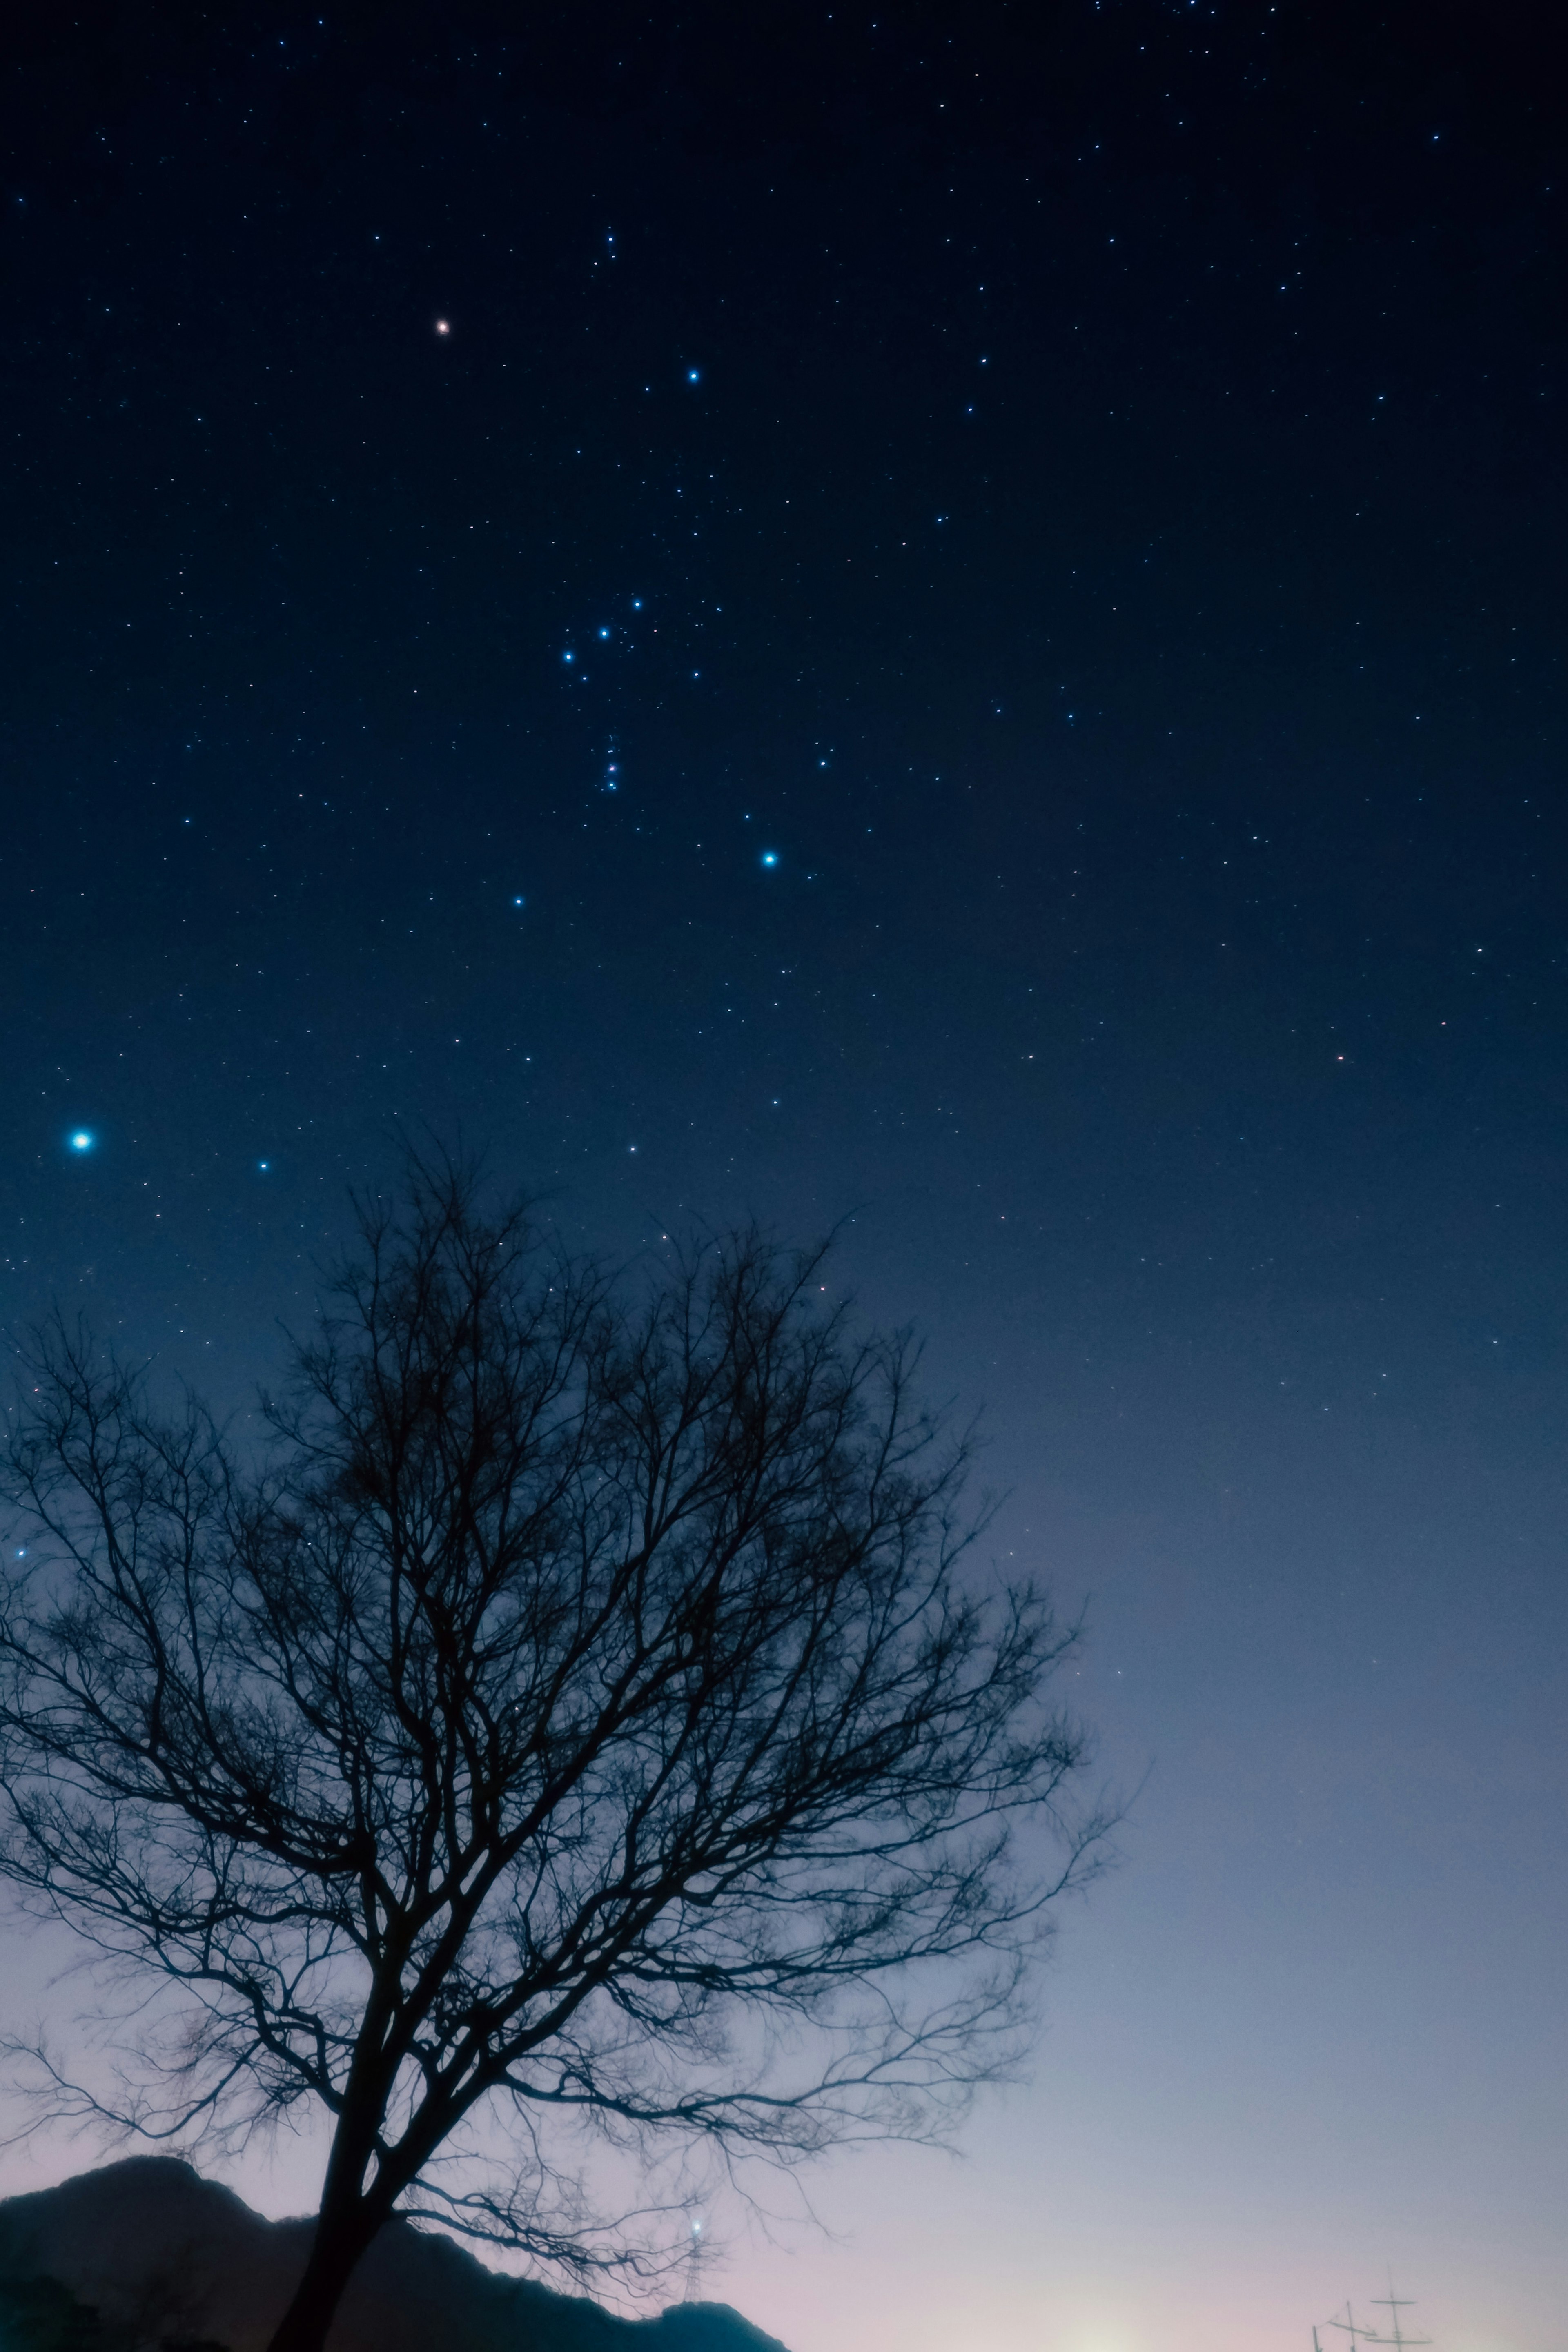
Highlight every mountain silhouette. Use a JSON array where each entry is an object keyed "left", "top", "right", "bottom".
[{"left": 0, "top": 2160, "right": 792, "bottom": 2352}]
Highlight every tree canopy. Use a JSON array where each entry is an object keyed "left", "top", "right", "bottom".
[{"left": 0, "top": 1163, "right": 1107, "bottom": 2352}]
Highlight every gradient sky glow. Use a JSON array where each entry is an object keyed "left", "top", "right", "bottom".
[{"left": 2, "top": 6, "right": 1565, "bottom": 2351}]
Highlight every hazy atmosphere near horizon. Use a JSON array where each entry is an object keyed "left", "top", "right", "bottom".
[{"left": 2, "top": 6, "right": 1566, "bottom": 2352}]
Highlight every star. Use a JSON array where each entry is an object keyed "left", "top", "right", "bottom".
[{"left": 69, "top": 1131, "right": 94, "bottom": 1152}]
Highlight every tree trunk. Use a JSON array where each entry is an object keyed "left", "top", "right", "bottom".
[{"left": 264, "top": 2172, "right": 387, "bottom": 2352}]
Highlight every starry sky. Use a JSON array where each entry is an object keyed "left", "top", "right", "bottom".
[{"left": 2, "top": 6, "right": 1566, "bottom": 2352}]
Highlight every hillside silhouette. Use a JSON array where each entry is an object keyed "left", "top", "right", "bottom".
[{"left": 0, "top": 2161, "right": 792, "bottom": 2352}]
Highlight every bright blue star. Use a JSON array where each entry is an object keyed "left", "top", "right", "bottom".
[
  {"left": 687, "top": 368, "right": 701, "bottom": 383},
  {"left": 69, "top": 1131, "right": 94, "bottom": 1153},
  {"left": 562, "top": 650, "right": 575, "bottom": 663},
  {"left": 761, "top": 851, "right": 779, "bottom": 869},
  {"left": 598, "top": 626, "right": 611, "bottom": 639},
  {"left": 258, "top": 1160, "right": 270, "bottom": 1171}
]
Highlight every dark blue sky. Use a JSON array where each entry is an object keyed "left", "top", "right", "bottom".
[{"left": 2, "top": 7, "right": 1564, "bottom": 2350}]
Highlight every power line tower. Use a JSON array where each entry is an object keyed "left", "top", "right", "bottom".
[
  {"left": 1368, "top": 2287, "right": 1431, "bottom": 2352},
  {"left": 1321, "top": 2285, "right": 1431, "bottom": 2352}
]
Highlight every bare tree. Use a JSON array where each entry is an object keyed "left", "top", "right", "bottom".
[{"left": 0, "top": 1161, "right": 1107, "bottom": 2352}]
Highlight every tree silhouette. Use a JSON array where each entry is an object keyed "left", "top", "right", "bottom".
[{"left": 0, "top": 1162, "right": 1106, "bottom": 2352}]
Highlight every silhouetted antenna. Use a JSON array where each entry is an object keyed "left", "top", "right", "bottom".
[{"left": 682, "top": 2214, "right": 705, "bottom": 2304}]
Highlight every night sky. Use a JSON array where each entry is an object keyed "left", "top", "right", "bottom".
[{"left": 2, "top": 6, "right": 1565, "bottom": 2352}]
